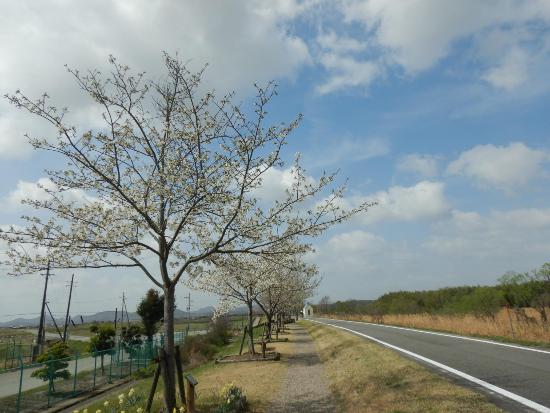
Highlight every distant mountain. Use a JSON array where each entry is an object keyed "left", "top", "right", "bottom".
[{"left": 0, "top": 306, "right": 217, "bottom": 328}]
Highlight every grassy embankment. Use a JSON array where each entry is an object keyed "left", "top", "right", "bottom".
[
  {"left": 303, "top": 320, "right": 502, "bottom": 413},
  {"left": 80, "top": 325, "right": 289, "bottom": 412},
  {"left": 321, "top": 307, "right": 550, "bottom": 346}
]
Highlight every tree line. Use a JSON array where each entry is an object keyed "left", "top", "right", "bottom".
[{"left": 318, "top": 262, "right": 550, "bottom": 322}]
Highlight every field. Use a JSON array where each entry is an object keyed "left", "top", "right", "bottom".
[{"left": 322, "top": 307, "right": 550, "bottom": 346}]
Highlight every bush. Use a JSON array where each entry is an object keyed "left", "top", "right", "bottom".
[
  {"left": 214, "top": 383, "right": 248, "bottom": 413},
  {"left": 179, "top": 317, "right": 232, "bottom": 366},
  {"left": 31, "top": 341, "right": 71, "bottom": 392}
]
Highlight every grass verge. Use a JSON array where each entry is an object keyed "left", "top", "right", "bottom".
[
  {"left": 80, "top": 326, "right": 290, "bottom": 412},
  {"left": 321, "top": 309, "right": 550, "bottom": 347},
  {"left": 302, "top": 320, "right": 503, "bottom": 413}
]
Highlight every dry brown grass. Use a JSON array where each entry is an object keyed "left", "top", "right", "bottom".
[
  {"left": 324, "top": 307, "right": 550, "bottom": 345},
  {"left": 303, "top": 320, "right": 503, "bottom": 413},
  {"left": 194, "top": 339, "right": 292, "bottom": 412}
]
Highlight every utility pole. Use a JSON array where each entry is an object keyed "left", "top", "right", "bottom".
[
  {"left": 63, "top": 274, "right": 75, "bottom": 342},
  {"left": 35, "top": 261, "right": 51, "bottom": 359},
  {"left": 45, "top": 302, "right": 63, "bottom": 340}
]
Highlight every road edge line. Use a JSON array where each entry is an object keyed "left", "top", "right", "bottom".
[{"left": 312, "top": 319, "right": 550, "bottom": 413}]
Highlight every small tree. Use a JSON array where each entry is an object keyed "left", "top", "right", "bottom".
[
  {"left": 89, "top": 323, "right": 116, "bottom": 373},
  {"left": 31, "top": 341, "right": 71, "bottom": 392},
  {"left": 318, "top": 296, "right": 331, "bottom": 314},
  {"left": 136, "top": 289, "right": 164, "bottom": 341}
]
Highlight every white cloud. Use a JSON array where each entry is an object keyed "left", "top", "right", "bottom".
[
  {"left": 425, "top": 208, "right": 550, "bottom": 259},
  {"left": 308, "top": 136, "right": 389, "bottom": 167},
  {"left": 251, "top": 166, "right": 317, "bottom": 206},
  {"left": 326, "top": 0, "right": 550, "bottom": 93},
  {"left": 447, "top": 142, "right": 549, "bottom": 190},
  {"left": 317, "top": 30, "right": 366, "bottom": 54},
  {"left": 482, "top": 48, "right": 529, "bottom": 90},
  {"left": 5, "top": 178, "right": 96, "bottom": 208},
  {"left": 316, "top": 53, "right": 380, "bottom": 94},
  {"left": 339, "top": 180, "right": 451, "bottom": 224},
  {"left": 366, "top": 181, "right": 450, "bottom": 223},
  {"left": 0, "top": 1, "right": 312, "bottom": 159},
  {"left": 397, "top": 154, "right": 439, "bottom": 177}
]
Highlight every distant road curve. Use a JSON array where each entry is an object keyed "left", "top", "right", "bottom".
[{"left": 312, "top": 318, "right": 550, "bottom": 413}]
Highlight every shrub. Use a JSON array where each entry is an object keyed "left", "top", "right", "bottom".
[
  {"left": 214, "top": 383, "right": 248, "bottom": 413},
  {"left": 31, "top": 341, "right": 71, "bottom": 392}
]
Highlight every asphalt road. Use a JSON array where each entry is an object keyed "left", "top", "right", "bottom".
[{"left": 313, "top": 318, "right": 550, "bottom": 413}]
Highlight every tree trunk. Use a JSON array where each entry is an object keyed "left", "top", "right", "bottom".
[
  {"left": 162, "top": 283, "right": 177, "bottom": 412},
  {"left": 266, "top": 314, "right": 273, "bottom": 341},
  {"left": 247, "top": 301, "right": 255, "bottom": 355}
]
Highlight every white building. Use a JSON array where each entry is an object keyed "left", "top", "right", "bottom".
[{"left": 303, "top": 303, "right": 314, "bottom": 318}]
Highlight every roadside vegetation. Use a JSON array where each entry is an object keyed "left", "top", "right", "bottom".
[
  {"left": 303, "top": 321, "right": 502, "bottom": 413},
  {"left": 317, "top": 262, "right": 550, "bottom": 345},
  {"left": 79, "top": 321, "right": 290, "bottom": 413}
]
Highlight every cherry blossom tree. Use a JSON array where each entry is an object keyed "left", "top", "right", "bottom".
[
  {"left": 254, "top": 257, "right": 319, "bottom": 340},
  {"left": 1, "top": 54, "right": 372, "bottom": 411},
  {"left": 192, "top": 246, "right": 316, "bottom": 354}
]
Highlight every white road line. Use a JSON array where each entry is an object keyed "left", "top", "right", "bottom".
[
  {"left": 312, "top": 319, "right": 550, "bottom": 413},
  {"left": 318, "top": 317, "right": 550, "bottom": 355}
]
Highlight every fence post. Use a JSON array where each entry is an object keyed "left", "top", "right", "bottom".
[
  {"left": 119, "top": 344, "right": 123, "bottom": 379},
  {"left": 93, "top": 350, "right": 97, "bottom": 389},
  {"left": 73, "top": 353, "right": 79, "bottom": 396},
  {"left": 129, "top": 347, "right": 133, "bottom": 375},
  {"left": 16, "top": 356, "right": 24, "bottom": 413},
  {"left": 47, "top": 359, "right": 52, "bottom": 408},
  {"left": 108, "top": 351, "right": 113, "bottom": 383}
]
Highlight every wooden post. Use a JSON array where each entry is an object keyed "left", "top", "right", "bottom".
[
  {"left": 239, "top": 326, "right": 248, "bottom": 356},
  {"left": 261, "top": 341, "right": 266, "bottom": 358},
  {"left": 174, "top": 345, "right": 186, "bottom": 405},
  {"left": 145, "top": 351, "right": 163, "bottom": 412},
  {"left": 185, "top": 374, "right": 198, "bottom": 413}
]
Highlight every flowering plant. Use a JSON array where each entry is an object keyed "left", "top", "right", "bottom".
[{"left": 214, "top": 383, "right": 248, "bottom": 413}]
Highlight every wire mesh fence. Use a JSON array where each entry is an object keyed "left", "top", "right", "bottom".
[
  {"left": 0, "top": 332, "right": 186, "bottom": 413},
  {"left": 1, "top": 340, "right": 34, "bottom": 371}
]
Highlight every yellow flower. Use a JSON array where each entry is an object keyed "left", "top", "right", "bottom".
[
  {"left": 95, "top": 410, "right": 102, "bottom": 413},
  {"left": 103, "top": 400, "right": 109, "bottom": 407},
  {"left": 73, "top": 410, "right": 79, "bottom": 413},
  {"left": 179, "top": 407, "right": 185, "bottom": 413},
  {"left": 119, "top": 393, "right": 125, "bottom": 400},
  {"left": 128, "top": 388, "right": 135, "bottom": 397},
  {"left": 136, "top": 408, "right": 144, "bottom": 413},
  {"left": 83, "top": 410, "right": 88, "bottom": 413},
  {"left": 119, "top": 398, "right": 124, "bottom": 405}
]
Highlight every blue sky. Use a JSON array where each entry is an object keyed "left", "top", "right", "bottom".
[{"left": 1, "top": 1, "right": 550, "bottom": 321}]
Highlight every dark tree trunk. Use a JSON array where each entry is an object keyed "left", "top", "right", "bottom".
[
  {"left": 247, "top": 300, "right": 255, "bottom": 355},
  {"left": 266, "top": 314, "right": 273, "bottom": 341},
  {"left": 162, "top": 283, "right": 177, "bottom": 412}
]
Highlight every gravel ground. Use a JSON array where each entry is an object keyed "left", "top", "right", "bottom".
[{"left": 268, "top": 323, "right": 335, "bottom": 413}]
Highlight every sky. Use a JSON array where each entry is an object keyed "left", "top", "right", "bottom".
[{"left": 1, "top": 0, "right": 550, "bottom": 321}]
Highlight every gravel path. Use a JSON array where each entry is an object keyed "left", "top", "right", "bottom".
[{"left": 268, "top": 323, "right": 335, "bottom": 413}]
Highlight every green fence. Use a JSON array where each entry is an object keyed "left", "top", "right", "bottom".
[
  {"left": 1, "top": 332, "right": 186, "bottom": 413},
  {"left": 1, "top": 340, "right": 34, "bottom": 371}
]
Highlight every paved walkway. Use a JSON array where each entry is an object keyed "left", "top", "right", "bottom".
[{"left": 268, "top": 323, "right": 335, "bottom": 413}]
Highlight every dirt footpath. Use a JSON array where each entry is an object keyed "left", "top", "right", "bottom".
[{"left": 268, "top": 323, "right": 336, "bottom": 413}]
